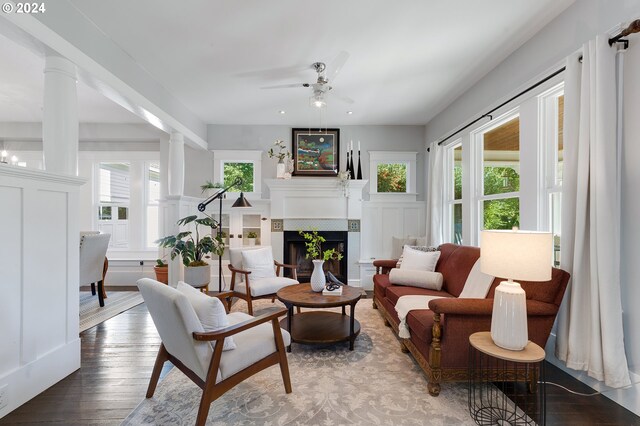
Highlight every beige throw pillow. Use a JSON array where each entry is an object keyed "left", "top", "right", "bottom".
[
  {"left": 396, "top": 245, "right": 438, "bottom": 268},
  {"left": 389, "top": 269, "right": 444, "bottom": 290},
  {"left": 391, "top": 236, "right": 417, "bottom": 259},
  {"left": 399, "top": 246, "right": 440, "bottom": 272}
]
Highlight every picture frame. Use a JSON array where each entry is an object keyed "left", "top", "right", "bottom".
[{"left": 291, "top": 128, "right": 340, "bottom": 176}]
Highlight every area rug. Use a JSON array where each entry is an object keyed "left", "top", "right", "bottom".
[
  {"left": 122, "top": 298, "right": 477, "bottom": 425},
  {"left": 80, "top": 291, "right": 143, "bottom": 332}
]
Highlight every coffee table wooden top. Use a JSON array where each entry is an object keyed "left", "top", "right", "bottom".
[{"left": 277, "top": 283, "right": 362, "bottom": 308}]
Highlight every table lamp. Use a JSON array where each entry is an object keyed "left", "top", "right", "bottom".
[{"left": 480, "top": 229, "right": 552, "bottom": 351}]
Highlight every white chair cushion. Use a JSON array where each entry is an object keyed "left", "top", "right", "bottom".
[
  {"left": 176, "top": 281, "right": 236, "bottom": 351},
  {"left": 241, "top": 247, "right": 277, "bottom": 280},
  {"left": 235, "top": 277, "right": 298, "bottom": 297},
  {"left": 229, "top": 246, "right": 266, "bottom": 271},
  {"left": 137, "top": 278, "right": 215, "bottom": 381},
  {"left": 219, "top": 312, "right": 291, "bottom": 381}
]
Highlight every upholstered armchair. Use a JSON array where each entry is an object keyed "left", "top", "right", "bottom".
[
  {"left": 137, "top": 278, "right": 292, "bottom": 425},
  {"left": 79, "top": 233, "right": 111, "bottom": 307},
  {"left": 228, "top": 246, "right": 298, "bottom": 315}
]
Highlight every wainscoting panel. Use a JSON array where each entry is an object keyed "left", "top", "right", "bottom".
[
  {"left": 0, "top": 166, "right": 84, "bottom": 418},
  {"left": 361, "top": 201, "right": 426, "bottom": 260}
]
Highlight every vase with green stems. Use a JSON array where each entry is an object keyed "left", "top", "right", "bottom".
[{"left": 298, "top": 230, "right": 343, "bottom": 292}]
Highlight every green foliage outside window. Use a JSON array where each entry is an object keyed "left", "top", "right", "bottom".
[
  {"left": 377, "top": 163, "right": 407, "bottom": 192},
  {"left": 454, "top": 165, "right": 462, "bottom": 199},
  {"left": 482, "top": 166, "right": 520, "bottom": 229},
  {"left": 224, "top": 162, "right": 254, "bottom": 192}
]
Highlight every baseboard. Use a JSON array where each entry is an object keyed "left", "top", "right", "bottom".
[
  {"left": 0, "top": 339, "right": 81, "bottom": 418},
  {"left": 546, "top": 333, "right": 640, "bottom": 416}
]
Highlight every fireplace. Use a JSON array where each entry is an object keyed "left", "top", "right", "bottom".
[{"left": 283, "top": 231, "right": 348, "bottom": 283}]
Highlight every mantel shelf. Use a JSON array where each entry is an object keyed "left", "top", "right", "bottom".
[{"left": 265, "top": 178, "right": 368, "bottom": 192}]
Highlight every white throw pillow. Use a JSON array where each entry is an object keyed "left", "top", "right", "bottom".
[
  {"left": 458, "top": 258, "right": 495, "bottom": 299},
  {"left": 241, "top": 247, "right": 277, "bottom": 280},
  {"left": 389, "top": 269, "right": 444, "bottom": 290},
  {"left": 399, "top": 246, "right": 440, "bottom": 272},
  {"left": 396, "top": 245, "right": 437, "bottom": 268},
  {"left": 177, "top": 281, "right": 236, "bottom": 351}
]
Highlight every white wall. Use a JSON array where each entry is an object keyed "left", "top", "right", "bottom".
[
  {"left": 0, "top": 166, "right": 84, "bottom": 417},
  {"left": 424, "top": 0, "right": 640, "bottom": 413},
  {"left": 207, "top": 124, "right": 426, "bottom": 201}
]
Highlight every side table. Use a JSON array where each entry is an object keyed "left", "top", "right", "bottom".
[{"left": 468, "top": 332, "right": 546, "bottom": 426}]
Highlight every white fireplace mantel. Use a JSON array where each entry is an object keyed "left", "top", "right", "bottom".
[{"left": 265, "top": 178, "right": 368, "bottom": 220}]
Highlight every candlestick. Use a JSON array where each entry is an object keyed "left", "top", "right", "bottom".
[{"left": 358, "top": 140, "right": 360, "bottom": 151}]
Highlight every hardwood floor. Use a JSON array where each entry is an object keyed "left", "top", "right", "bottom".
[{"left": 1, "top": 294, "right": 639, "bottom": 425}]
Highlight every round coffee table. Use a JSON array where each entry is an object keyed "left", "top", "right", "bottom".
[{"left": 276, "top": 283, "right": 362, "bottom": 351}]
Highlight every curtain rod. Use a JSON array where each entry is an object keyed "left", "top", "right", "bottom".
[{"left": 428, "top": 21, "right": 638, "bottom": 152}]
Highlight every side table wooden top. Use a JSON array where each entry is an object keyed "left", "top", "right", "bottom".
[
  {"left": 277, "top": 283, "right": 362, "bottom": 308},
  {"left": 469, "top": 331, "right": 545, "bottom": 363}
]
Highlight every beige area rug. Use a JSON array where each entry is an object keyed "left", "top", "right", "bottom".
[
  {"left": 80, "top": 291, "right": 143, "bottom": 332},
  {"left": 122, "top": 298, "right": 478, "bottom": 425}
]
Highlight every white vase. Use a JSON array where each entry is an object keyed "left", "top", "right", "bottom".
[
  {"left": 247, "top": 238, "right": 256, "bottom": 246},
  {"left": 310, "top": 259, "right": 326, "bottom": 292},
  {"left": 276, "top": 161, "right": 286, "bottom": 179},
  {"left": 184, "top": 264, "right": 211, "bottom": 289}
]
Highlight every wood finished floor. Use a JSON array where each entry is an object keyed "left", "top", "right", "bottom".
[{"left": 1, "top": 291, "right": 639, "bottom": 425}]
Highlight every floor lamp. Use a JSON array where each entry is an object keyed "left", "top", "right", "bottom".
[{"left": 197, "top": 177, "right": 252, "bottom": 292}]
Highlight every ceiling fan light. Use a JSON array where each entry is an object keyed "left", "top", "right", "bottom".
[{"left": 310, "top": 94, "right": 326, "bottom": 108}]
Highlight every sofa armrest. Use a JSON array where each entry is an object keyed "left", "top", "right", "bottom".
[
  {"left": 373, "top": 259, "right": 398, "bottom": 274},
  {"left": 428, "top": 298, "right": 558, "bottom": 316}
]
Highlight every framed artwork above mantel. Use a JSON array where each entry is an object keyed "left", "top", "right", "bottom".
[{"left": 291, "top": 128, "right": 340, "bottom": 176}]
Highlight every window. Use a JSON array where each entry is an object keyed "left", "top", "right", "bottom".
[
  {"left": 97, "top": 162, "right": 130, "bottom": 248},
  {"left": 146, "top": 162, "right": 161, "bottom": 247},
  {"left": 445, "top": 143, "right": 463, "bottom": 244},
  {"left": 369, "top": 151, "right": 418, "bottom": 201},
  {"left": 541, "top": 86, "right": 564, "bottom": 266},
  {"left": 223, "top": 162, "right": 254, "bottom": 192},
  {"left": 476, "top": 115, "right": 520, "bottom": 233},
  {"left": 212, "top": 150, "right": 262, "bottom": 195},
  {"left": 377, "top": 163, "right": 407, "bottom": 192}
]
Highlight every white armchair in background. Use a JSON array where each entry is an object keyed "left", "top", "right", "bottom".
[
  {"left": 228, "top": 246, "right": 298, "bottom": 315},
  {"left": 79, "top": 233, "right": 111, "bottom": 307}
]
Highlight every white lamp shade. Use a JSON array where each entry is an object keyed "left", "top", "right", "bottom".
[{"left": 480, "top": 230, "right": 552, "bottom": 281}]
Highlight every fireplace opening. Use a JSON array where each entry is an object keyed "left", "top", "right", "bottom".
[{"left": 283, "top": 231, "right": 348, "bottom": 284}]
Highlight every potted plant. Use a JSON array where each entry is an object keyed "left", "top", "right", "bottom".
[
  {"left": 156, "top": 214, "right": 225, "bottom": 288},
  {"left": 268, "top": 140, "right": 291, "bottom": 179},
  {"left": 299, "top": 230, "right": 343, "bottom": 292},
  {"left": 200, "top": 180, "right": 225, "bottom": 198},
  {"left": 246, "top": 231, "right": 258, "bottom": 246},
  {"left": 153, "top": 257, "right": 168, "bottom": 284}
]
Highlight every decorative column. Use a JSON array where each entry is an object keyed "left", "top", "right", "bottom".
[
  {"left": 168, "top": 131, "right": 185, "bottom": 196},
  {"left": 43, "top": 54, "right": 78, "bottom": 175}
]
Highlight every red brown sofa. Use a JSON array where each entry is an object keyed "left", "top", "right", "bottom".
[{"left": 372, "top": 243, "right": 570, "bottom": 396}]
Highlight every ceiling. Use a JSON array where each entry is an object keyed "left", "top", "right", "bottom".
[
  {"left": 0, "top": 32, "right": 143, "bottom": 123},
  {"left": 1, "top": 0, "right": 575, "bottom": 127}
]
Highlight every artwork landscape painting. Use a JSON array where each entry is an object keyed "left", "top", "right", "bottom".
[{"left": 292, "top": 128, "right": 340, "bottom": 176}]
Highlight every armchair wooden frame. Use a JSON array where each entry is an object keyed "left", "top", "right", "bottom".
[
  {"left": 145, "top": 304, "right": 292, "bottom": 426},
  {"left": 228, "top": 261, "right": 298, "bottom": 315}
]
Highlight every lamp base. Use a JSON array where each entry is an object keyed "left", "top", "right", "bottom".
[{"left": 490, "top": 280, "right": 528, "bottom": 351}]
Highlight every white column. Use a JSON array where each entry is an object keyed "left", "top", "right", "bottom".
[
  {"left": 168, "top": 131, "right": 185, "bottom": 196},
  {"left": 43, "top": 54, "right": 78, "bottom": 175}
]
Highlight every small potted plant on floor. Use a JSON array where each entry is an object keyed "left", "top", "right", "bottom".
[
  {"left": 299, "top": 230, "right": 343, "bottom": 292},
  {"left": 156, "top": 214, "right": 225, "bottom": 288},
  {"left": 246, "top": 231, "right": 258, "bottom": 246},
  {"left": 153, "top": 257, "right": 168, "bottom": 284}
]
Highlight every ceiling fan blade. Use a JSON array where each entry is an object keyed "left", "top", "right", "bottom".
[
  {"left": 260, "top": 83, "right": 307, "bottom": 89},
  {"left": 326, "top": 51, "right": 350, "bottom": 82},
  {"left": 329, "top": 90, "right": 355, "bottom": 104}
]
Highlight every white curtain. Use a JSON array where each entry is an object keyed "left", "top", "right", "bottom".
[
  {"left": 426, "top": 141, "right": 445, "bottom": 247},
  {"left": 555, "top": 35, "right": 631, "bottom": 388}
]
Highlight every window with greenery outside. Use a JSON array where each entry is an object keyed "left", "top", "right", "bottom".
[
  {"left": 223, "top": 162, "right": 254, "bottom": 192},
  {"left": 483, "top": 166, "right": 520, "bottom": 229},
  {"left": 377, "top": 163, "right": 407, "bottom": 192}
]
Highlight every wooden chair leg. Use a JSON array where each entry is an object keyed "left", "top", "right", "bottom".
[
  {"left": 97, "top": 280, "right": 105, "bottom": 307},
  {"left": 272, "top": 319, "right": 292, "bottom": 394},
  {"left": 146, "top": 344, "right": 169, "bottom": 398},
  {"left": 90, "top": 283, "right": 96, "bottom": 295},
  {"left": 246, "top": 297, "right": 254, "bottom": 316}
]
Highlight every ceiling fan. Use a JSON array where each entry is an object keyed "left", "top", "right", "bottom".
[{"left": 261, "top": 51, "right": 354, "bottom": 107}]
